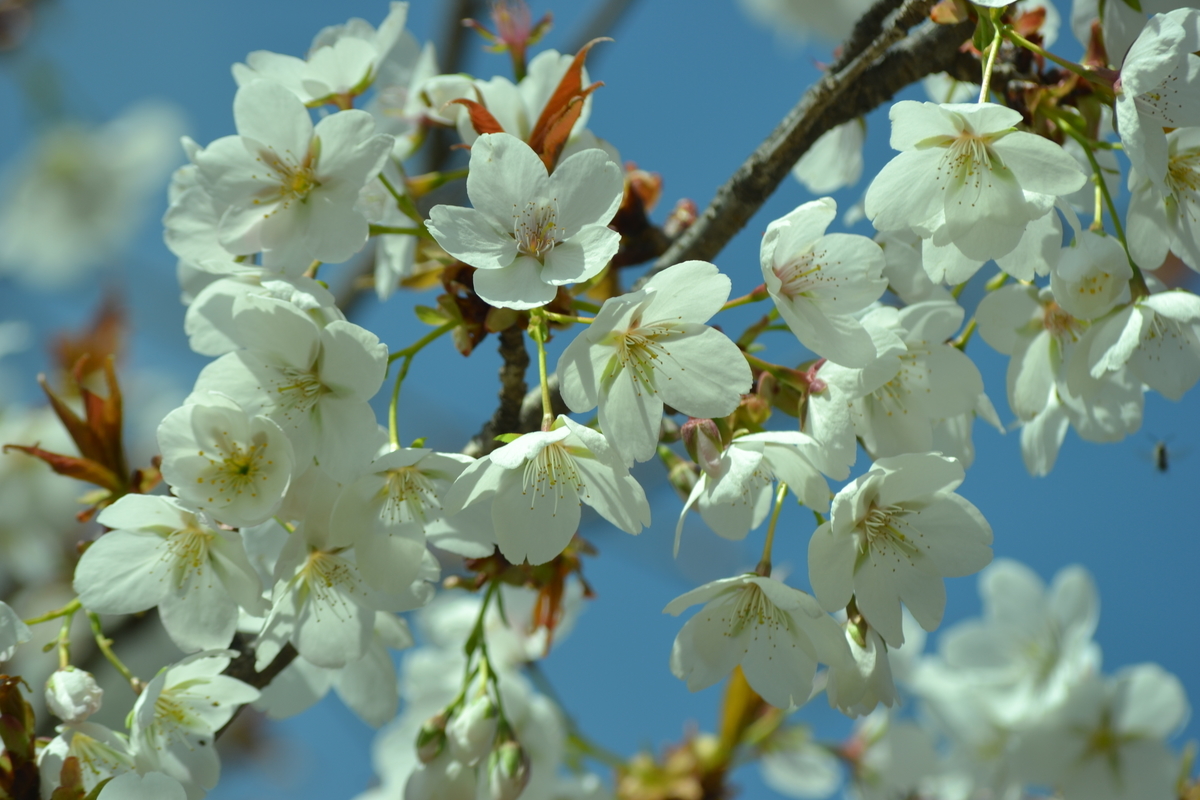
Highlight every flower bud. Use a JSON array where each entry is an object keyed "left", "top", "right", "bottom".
[
  {"left": 485, "top": 738, "right": 530, "bottom": 800},
  {"left": 447, "top": 692, "right": 499, "bottom": 766},
  {"left": 680, "top": 418, "right": 722, "bottom": 479},
  {"left": 44, "top": 666, "right": 102, "bottom": 724},
  {"left": 415, "top": 710, "right": 449, "bottom": 764}
]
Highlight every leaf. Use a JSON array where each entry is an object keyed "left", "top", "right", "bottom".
[
  {"left": 527, "top": 38, "right": 609, "bottom": 158},
  {"left": 0, "top": 445, "right": 120, "bottom": 495},
  {"left": 414, "top": 305, "right": 453, "bottom": 326},
  {"left": 449, "top": 98, "right": 506, "bottom": 136}
]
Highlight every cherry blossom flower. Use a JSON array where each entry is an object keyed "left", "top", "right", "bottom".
[
  {"left": 665, "top": 574, "right": 850, "bottom": 711},
  {"left": 194, "top": 80, "right": 393, "bottom": 269},
  {"left": 557, "top": 260, "right": 752, "bottom": 464},
  {"left": 865, "top": 101, "right": 1086, "bottom": 262},
  {"left": 426, "top": 132, "right": 623, "bottom": 309},
  {"left": 97, "top": 773, "right": 188, "bottom": 800},
  {"left": 674, "top": 430, "right": 839, "bottom": 555},
  {"left": 1127, "top": 126, "right": 1200, "bottom": 272},
  {"left": 157, "top": 393, "right": 295, "bottom": 528},
  {"left": 808, "top": 453, "right": 993, "bottom": 647},
  {"left": 44, "top": 667, "right": 103, "bottom": 725},
  {"left": 1113, "top": 9, "right": 1200, "bottom": 191},
  {"left": 761, "top": 197, "right": 888, "bottom": 367},
  {"left": 131, "top": 652, "right": 260, "bottom": 798},
  {"left": 188, "top": 293, "right": 388, "bottom": 481},
  {"left": 445, "top": 415, "right": 650, "bottom": 565},
  {"left": 1012, "top": 664, "right": 1189, "bottom": 800},
  {"left": 38, "top": 721, "right": 136, "bottom": 798},
  {"left": 74, "top": 495, "right": 267, "bottom": 652},
  {"left": 233, "top": 3, "right": 417, "bottom": 107},
  {"left": 791, "top": 120, "right": 865, "bottom": 194}
]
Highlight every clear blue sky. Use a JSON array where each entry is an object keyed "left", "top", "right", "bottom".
[{"left": 1, "top": 1, "right": 1197, "bottom": 798}]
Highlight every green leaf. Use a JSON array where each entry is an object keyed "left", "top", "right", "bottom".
[{"left": 414, "top": 305, "right": 452, "bottom": 326}]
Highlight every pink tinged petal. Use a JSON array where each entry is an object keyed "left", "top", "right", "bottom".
[
  {"left": 652, "top": 325, "right": 752, "bottom": 418},
  {"left": 297, "top": 192, "right": 371, "bottom": 264},
  {"left": 572, "top": 458, "right": 651, "bottom": 533},
  {"left": 233, "top": 295, "right": 321, "bottom": 367},
  {"left": 1115, "top": 663, "right": 1190, "bottom": 737},
  {"left": 466, "top": 132, "right": 551, "bottom": 231},
  {"left": 159, "top": 569, "right": 239, "bottom": 652},
  {"left": 74, "top": 530, "right": 170, "bottom": 613},
  {"left": 597, "top": 362, "right": 663, "bottom": 465},
  {"left": 762, "top": 199, "right": 836, "bottom": 269},
  {"left": 898, "top": 495, "right": 993, "bottom": 577},
  {"left": 318, "top": 321, "right": 387, "bottom": 399},
  {"left": 887, "top": 100, "right": 960, "bottom": 150},
  {"left": 546, "top": 148, "right": 624, "bottom": 236},
  {"left": 542, "top": 225, "right": 620, "bottom": 284},
  {"left": 874, "top": 453, "right": 964, "bottom": 505},
  {"left": 234, "top": 80, "right": 313, "bottom": 155},
  {"left": 865, "top": 148, "right": 945, "bottom": 232},
  {"left": 992, "top": 132, "right": 1087, "bottom": 197},
  {"left": 473, "top": 255, "right": 557, "bottom": 310},
  {"left": 491, "top": 469, "right": 580, "bottom": 565},
  {"left": 426, "top": 205, "right": 518, "bottom": 269},
  {"left": 807, "top": 521, "right": 856, "bottom": 613},
  {"left": 643, "top": 260, "right": 732, "bottom": 322}
]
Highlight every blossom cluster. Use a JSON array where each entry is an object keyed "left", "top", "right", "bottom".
[{"left": 1, "top": 1, "right": 1198, "bottom": 799}]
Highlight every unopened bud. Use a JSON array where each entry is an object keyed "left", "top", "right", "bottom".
[
  {"left": 415, "top": 711, "right": 449, "bottom": 764},
  {"left": 485, "top": 738, "right": 530, "bottom": 800},
  {"left": 447, "top": 692, "right": 499, "bottom": 766},
  {"left": 45, "top": 666, "right": 102, "bottom": 724},
  {"left": 681, "top": 418, "right": 723, "bottom": 479}
]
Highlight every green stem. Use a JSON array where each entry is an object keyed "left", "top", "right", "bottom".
[
  {"left": 1003, "top": 26, "right": 1114, "bottom": 99},
  {"left": 378, "top": 169, "right": 424, "bottom": 225},
  {"left": 979, "top": 12, "right": 1004, "bottom": 104},
  {"left": 56, "top": 612, "right": 74, "bottom": 669},
  {"left": 756, "top": 482, "right": 789, "bottom": 576},
  {"left": 24, "top": 597, "right": 81, "bottom": 626},
  {"left": 571, "top": 299, "right": 601, "bottom": 314},
  {"left": 369, "top": 224, "right": 432, "bottom": 239},
  {"left": 530, "top": 309, "right": 554, "bottom": 430},
  {"left": 88, "top": 612, "right": 139, "bottom": 692},
  {"left": 722, "top": 284, "right": 770, "bottom": 311},
  {"left": 542, "top": 310, "right": 593, "bottom": 325},
  {"left": 953, "top": 317, "right": 978, "bottom": 351},
  {"left": 387, "top": 321, "right": 457, "bottom": 447}
]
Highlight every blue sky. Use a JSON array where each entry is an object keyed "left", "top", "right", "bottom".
[{"left": 1, "top": 1, "right": 1197, "bottom": 798}]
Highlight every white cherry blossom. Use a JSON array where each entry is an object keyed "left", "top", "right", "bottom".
[
  {"left": 1081, "top": 289, "right": 1200, "bottom": 400},
  {"left": 791, "top": 119, "right": 865, "bottom": 194},
  {"left": 808, "top": 453, "right": 993, "bottom": 647},
  {"left": 97, "top": 773, "right": 187, "bottom": 800},
  {"left": 195, "top": 80, "right": 393, "bottom": 269},
  {"left": 665, "top": 574, "right": 850, "bottom": 711},
  {"left": 426, "top": 132, "right": 623, "bottom": 309},
  {"left": 557, "top": 260, "right": 752, "bottom": 464},
  {"left": 865, "top": 101, "right": 1086, "bottom": 262},
  {"left": 0, "top": 599, "right": 30, "bottom": 661},
  {"left": 761, "top": 198, "right": 888, "bottom": 367},
  {"left": 1127, "top": 126, "right": 1200, "bottom": 272},
  {"left": 44, "top": 667, "right": 103, "bottom": 725},
  {"left": 445, "top": 415, "right": 650, "bottom": 565},
  {"left": 157, "top": 393, "right": 295, "bottom": 528},
  {"left": 75, "top": 494, "right": 267, "bottom": 652},
  {"left": 1050, "top": 230, "right": 1132, "bottom": 321},
  {"left": 38, "top": 721, "right": 136, "bottom": 798},
  {"left": 131, "top": 652, "right": 260, "bottom": 799}
]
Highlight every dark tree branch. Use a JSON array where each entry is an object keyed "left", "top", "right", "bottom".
[
  {"left": 640, "top": 1, "right": 974, "bottom": 284},
  {"left": 216, "top": 639, "right": 299, "bottom": 738},
  {"left": 462, "top": 326, "right": 532, "bottom": 458}
]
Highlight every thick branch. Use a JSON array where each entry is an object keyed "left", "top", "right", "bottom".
[
  {"left": 216, "top": 639, "right": 298, "bottom": 738},
  {"left": 463, "top": 326, "right": 531, "bottom": 457},
  {"left": 642, "top": 3, "right": 973, "bottom": 282}
]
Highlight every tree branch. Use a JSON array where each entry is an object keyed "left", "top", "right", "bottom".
[
  {"left": 462, "top": 326, "right": 532, "bottom": 458},
  {"left": 641, "top": 1, "right": 973, "bottom": 283}
]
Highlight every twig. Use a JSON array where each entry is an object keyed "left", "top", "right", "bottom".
[
  {"left": 462, "top": 326, "right": 531, "bottom": 457},
  {"left": 640, "top": 1, "right": 973, "bottom": 284},
  {"left": 216, "top": 639, "right": 299, "bottom": 739}
]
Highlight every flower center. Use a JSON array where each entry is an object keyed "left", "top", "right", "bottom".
[
  {"left": 1166, "top": 148, "right": 1200, "bottom": 220},
  {"left": 773, "top": 250, "right": 834, "bottom": 300},
  {"left": 859, "top": 502, "right": 918, "bottom": 558},
  {"left": 729, "top": 583, "right": 789, "bottom": 637},
  {"left": 379, "top": 466, "right": 440, "bottom": 525},
  {"left": 1041, "top": 299, "right": 1083, "bottom": 344},
  {"left": 196, "top": 439, "right": 271, "bottom": 504},
  {"left": 522, "top": 441, "right": 584, "bottom": 509},
  {"left": 275, "top": 367, "right": 326, "bottom": 414},
  {"left": 606, "top": 323, "right": 675, "bottom": 390},
  {"left": 514, "top": 200, "right": 562, "bottom": 259},
  {"left": 255, "top": 146, "right": 321, "bottom": 211},
  {"left": 165, "top": 523, "right": 214, "bottom": 587}
]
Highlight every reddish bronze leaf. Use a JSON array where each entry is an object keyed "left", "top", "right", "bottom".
[
  {"left": 449, "top": 98, "right": 506, "bottom": 137},
  {"left": 527, "top": 37, "right": 609, "bottom": 155}
]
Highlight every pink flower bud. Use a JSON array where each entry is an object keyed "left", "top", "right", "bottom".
[{"left": 681, "top": 418, "right": 723, "bottom": 479}]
